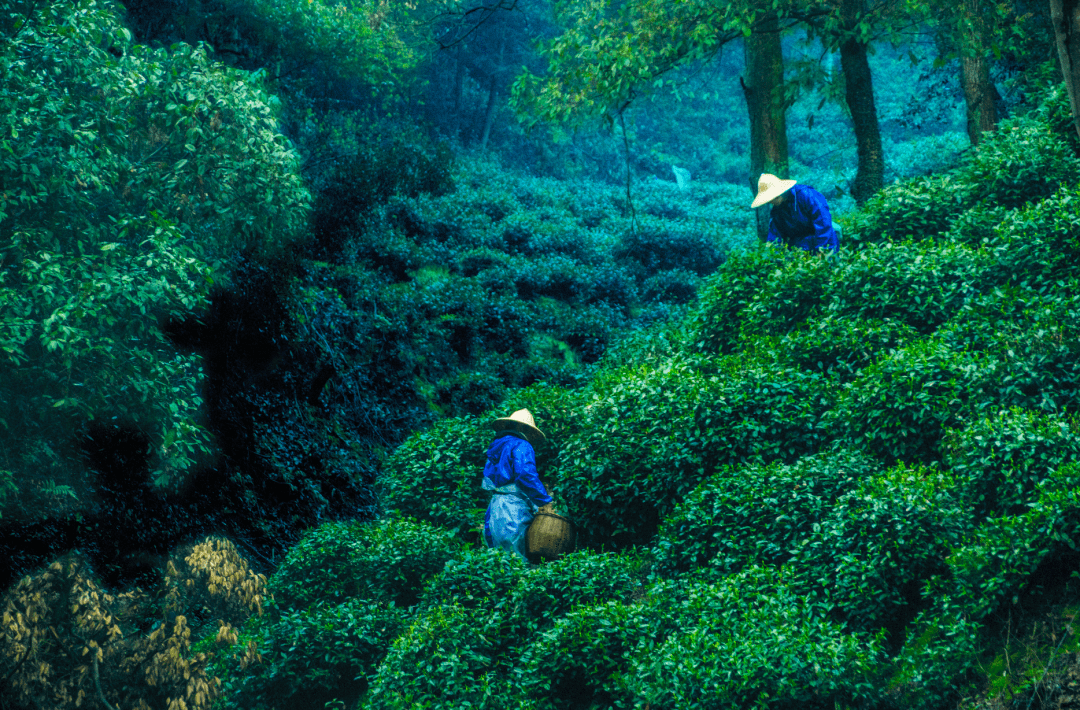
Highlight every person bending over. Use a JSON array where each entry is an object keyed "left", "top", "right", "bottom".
[{"left": 751, "top": 173, "right": 839, "bottom": 254}]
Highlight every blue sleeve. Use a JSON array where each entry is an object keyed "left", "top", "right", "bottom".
[
  {"left": 801, "top": 189, "right": 838, "bottom": 253},
  {"left": 512, "top": 441, "right": 552, "bottom": 506},
  {"left": 765, "top": 217, "right": 782, "bottom": 246}
]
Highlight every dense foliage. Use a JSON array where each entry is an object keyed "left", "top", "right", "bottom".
[{"left": 4, "top": 0, "right": 1080, "bottom": 708}]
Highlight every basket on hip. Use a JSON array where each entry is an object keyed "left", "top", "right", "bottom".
[{"left": 526, "top": 512, "right": 576, "bottom": 562}]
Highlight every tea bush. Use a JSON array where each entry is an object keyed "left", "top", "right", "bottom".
[
  {"left": 215, "top": 599, "right": 406, "bottom": 710},
  {"left": 652, "top": 449, "right": 878, "bottom": 577},
  {"left": 418, "top": 547, "right": 528, "bottom": 612},
  {"left": 841, "top": 175, "right": 966, "bottom": 247},
  {"left": 690, "top": 359, "right": 835, "bottom": 467},
  {"left": 361, "top": 605, "right": 505, "bottom": 709},
  {"left": 515, "top": 600, "right": 653, "bottom": 709},
  {"left": 787, "top": 464, "right": 968, "bottom": 634},
  {"left": 936, "top": 288, "right": 1080, "bottom": 413},
  {"left": 377, "top": 415, "right": 489, "bottom": 541},
  {"left": 738, "top": 250, "right": 834, "bottom": 340},
  {"left": 984, "top": 185, "right": 1080, "bottom": 290},
  {"left": 944, "top": 409, "right": 1080, "bottom": 519},
  {"left": 553, "top": 358, "right": 713, "bottom": 548},
  {"left": 640, "top": 268, "right": 701, "bottom": 304},
  {"left": 613, "top": 217, "right": 730, "bottom": 275},
  {"left": 829, "top": 337, "right": 997, "bottom": 465},
  {"left": 499, "top": 551, "right": 650, "bottom": 652},
  {"left": 961, "top": 115, "right": 1080, "bottom": 209},
  {"left": 267, "top": 518, "right": 462, "bottom": 609},
  {"left": 764, "top": 315, "right": 918, "bottom": 381},
  {"left": 626, "top": 566, "right": 886, "bottom": 709},
  {"left": 686, "top": 245, "right": 781, "bottom": 354},
  {"left": 939, "top": 463, "right": 1080, "bottom": 621},
  {"left": 825, "top": 240, "right": 993, "bottom": 334}
]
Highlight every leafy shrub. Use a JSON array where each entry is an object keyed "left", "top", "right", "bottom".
[
  {"left": 686, "top": 245, "right": 780, "bottom": 354},
  {"left": 640, "top": 268, "right": 701, "bottom": 304},
  {"left": 652, "top": 449, "right": 878, "bottom": 577},
  {"left": 377, "top": 415, "right": 489, "bottom": 541},
  {"left": 499, "top": 551, "right": 650, "bottom": 655},
  {"left": 1033, "top": 82, "right": 1080, "bottom": 151},
  {"left": 739, "top": 250, "right": 834, "bottom": 340},
  {"left": 883, "top": 603, "right": 984, "bottom": 710},
  {"left": 361, "top": 605, "right": 506, "bottom": 709},
  {"left": 944, "top": 409, "right": 1080, "bottom": 520},
  {"left": 829, "top": 337, "right": 996, "bottom": 465},
  {"left": 765, "top": 315, "right": 918, "bottom": 381},
  {"left": 614, "top": 218, "right": 729, "bottom": 275},
  {"left": 984, "top": 185, "right": 1080, "bottom": 290},
  {"left": 825, "top": 240, "right": 993, "bottom": 334},
  {"left": 960, "top": 115, "right": 1080, "bottom": 209},
  {"left": 690, "top": 358, "right": 835, "bottom": 467},
  {"left": 842, "top": 175, "right": 966, "bottom": 247},
  {"left": 516, "top": 599, "right": 667, "bottom": 710},
  {"left": 215, "top": 599, "right": 406, "bottom": 710},
  {"left": 787, "top": 465, "right": 968, "bottom": 634},
  {"left": 553, "top": 358, "right": 712, "bottom": 548},
  {"left": 513, "top": 254, "right": 581, "bottom": 301},
  {"left": 627, "top": 566, "right": 886, "bottom": 709},
  {"left": 935, "top": 287, "right": 1080, "bottom": 413},
  {"left": 418, "top": 547, "right": 528, "bottom": 611},
  {"left": 944, "top": 203, "right": 1010, "bottom": 247},
  {"left": 267, "top": 518, "right": 463, "bottom": 609}
]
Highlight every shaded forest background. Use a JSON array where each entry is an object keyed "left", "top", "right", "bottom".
[{"left": 3, "top": 0, "right": 1080, "bottom": 708}]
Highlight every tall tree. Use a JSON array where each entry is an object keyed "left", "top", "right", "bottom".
[
  {"left": 840, "top": 0, "right": 883, "bottom": 203},
  {"left": 741, "top": 13, "right": 790, "bottom": 239},
  {"left": 958, "top": 0, "right": 999, "bottom": 143},
  {"left": 1051, "top": 0, "right": 1080, "bottom": 141}
]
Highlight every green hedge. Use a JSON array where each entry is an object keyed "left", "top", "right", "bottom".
[
  {"left": 267, "top": 518, "right": 463, "bottom": 609},
  {"left": 944, "top": 409, "right": 1080, "bottom": 519},
  {"left": 829, "top": 337, "right": 996, "bottom": 465},
  {"left": 626, "top": 567, "right": 886, "bottom": 709},
  {"left": 842, "top": 175, "right": 966, "bottom": 247},
  {"left": 212, "top": 599, "right": 406, "bottom": 710},
  {"left": 764, "top": 315, "right": 918, "bottom": 381},
  {"left": 652, "top": 449, "right": 878, "bottom": 577},
  {"left": 362, "top": 605, "right": 507, "bottom": 709},
  {"left": 787, "top": 464, "right": 968, "bottom": 634},
  {"left": 825, "top": 240, "right": 993, "bottom": 334}
]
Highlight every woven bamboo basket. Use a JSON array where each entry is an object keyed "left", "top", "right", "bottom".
[{"left": 526, "top": 512, "right": 576, "bottom": 562}]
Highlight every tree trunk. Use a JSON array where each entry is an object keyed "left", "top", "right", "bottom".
[
  {"left": 741, "top": 13, "right": 789, "bottom": 241},
  {"left": 453, "top": 43, "right": 465, "bottom": 140},
  {"left": 1051, "top": 0, "right": 1080, "bottom": 142},
  {"left": 839, "top": 0, "right": 884, "bottom": 205},
  {"left": 959, "top": 0, "right": 998, "bottom": 144},
  {"left": 480, "top": 74, "right": 498, "bottom": 151}
]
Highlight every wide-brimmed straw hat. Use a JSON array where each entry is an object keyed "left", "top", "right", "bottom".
[
  {"left": 489, "top": 408, "right": 546, "bottom": 441},
  {"left": 751, "top": 173, "right": 797, "bottom": 209}
]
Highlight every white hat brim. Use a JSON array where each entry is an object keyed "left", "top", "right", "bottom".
[{"left": 751, "top": 179, "right": 797, "bottom": 209}]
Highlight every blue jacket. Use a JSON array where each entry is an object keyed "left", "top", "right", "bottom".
[
  {"left": 483, "top": 433, "right": 551, "bottom": 506},
  {"left": 482, "top": 432, "right": 551, "bottom": 559},
  {"left": 766, "top": 184, "right": 839, "bottom": 254}
]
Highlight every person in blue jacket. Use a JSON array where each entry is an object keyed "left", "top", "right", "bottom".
[
  {"left": 482, "top": 408, "right": 553, "bottom": 561},
  {"left": 751, "top": 173, "right": 839, "bottom": 254}
]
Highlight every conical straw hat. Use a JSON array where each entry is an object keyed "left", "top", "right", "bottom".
[
  {"left": 489, "top": 408, "right": 546, "bottom": 441},
  {"left": 751, "top": 173, "right": 797, "bottom": 208}
]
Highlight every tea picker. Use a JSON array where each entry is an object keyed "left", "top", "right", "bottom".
[
  {"left": 482, "top": 409, "right": 575, "bottom": 562},
  {"left": 751, "top": 173, "right": 840, "bottom": 254}
]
